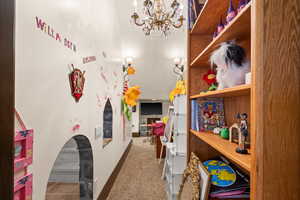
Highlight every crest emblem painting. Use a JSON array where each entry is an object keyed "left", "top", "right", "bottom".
[{"left": 69, "top": 65, "right": 86, "bottom": 102}]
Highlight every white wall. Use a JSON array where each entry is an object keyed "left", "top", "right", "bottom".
[{"left": 15, "top": 0, "right": 131, "bottom": 199}]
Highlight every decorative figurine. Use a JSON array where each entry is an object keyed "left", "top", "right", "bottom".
[
  {"left": 229, "top": 123, "right": 241, "bottom": 143},
  {"left": 213, "top": 127, "right": 221, "bottom": 135},
  {"left": 220, "top": 127, "right": 229, "bottom": 139},
  {"left": 213, "top": 30, "right": 218, "bottom": 39},
  {"left": 210, "top": 41, "right": 250, "bottom": 90},
  {"left": 229, "top": 113, "right": 249, "bottom": 154},
  {"left": 217, "top": 17, "right": 224, "bottom": 34},
  {"left": 226, "top": 0, "right": 237, "bottom": 24},
  {"left": 237, "top": 0, "right": 247, "bottom": 13},
  {"left": 236, "top": 113, "right": 249, "bottom": 154}
]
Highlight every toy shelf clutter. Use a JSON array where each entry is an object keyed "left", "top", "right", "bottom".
[
  {"left": 187, "top": 0, "right": 252, "bottom": 199},
  {"left": 14, "top": 110, "right": 33, "bottom": 200}
]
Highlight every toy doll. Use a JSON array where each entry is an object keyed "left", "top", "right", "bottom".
[{"left": 236, "top": 113, "right": 249, "bottom": 154}]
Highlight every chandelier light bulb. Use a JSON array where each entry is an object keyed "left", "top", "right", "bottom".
[
  {"left": 133, "top": 0, "right": 138, "bottom": 11},
  {"left": 174, "top": 57, "right": 181, "bottom": 65}
]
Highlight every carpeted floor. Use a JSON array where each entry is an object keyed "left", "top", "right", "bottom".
[
  {"left": 107, "top": 137, "right": 167, "bottom": 200},
  {"left": 45, "top": 183, "right": 80, "bottom": 200}
]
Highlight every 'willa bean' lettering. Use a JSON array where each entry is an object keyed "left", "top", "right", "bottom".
[{"left": 35, "top": 16, "right": 77, "bottom": 52}]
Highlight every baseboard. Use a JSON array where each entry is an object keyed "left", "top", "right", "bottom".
[{"left": 97, "top": 139, "right": 133, "bottom": 200}]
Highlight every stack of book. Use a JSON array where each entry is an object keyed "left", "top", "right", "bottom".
[
  {"left": 208, "top": 156, "right": 250, "bottom": 199},
  {"left": 188, "top": 0, "right": 206, "bottom": 29},
  {"left": 191, "top": 98, "right": 225, "bottom": 132}
]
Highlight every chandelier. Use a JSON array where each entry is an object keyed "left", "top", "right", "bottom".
[{"left": 131, "top": 0, "right": 185, "bottom": 36}]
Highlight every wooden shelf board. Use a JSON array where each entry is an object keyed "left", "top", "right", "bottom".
[
  {"left": 190, "top": 129, "right": 251, "bottom": 172},
  {"left": 190, "top": 84, "right": 251, "bottom": 99},
  {"left": 191, "top": 3, "right": 251, "bottom": 67},
  {"left": 191, "top": 0, "right": 240, "bottom": 35}
]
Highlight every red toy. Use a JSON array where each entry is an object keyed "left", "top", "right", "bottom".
[{"left": 203, "top": 69, "right": 217, "bottom": 91}]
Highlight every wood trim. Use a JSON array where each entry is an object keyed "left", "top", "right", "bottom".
[
  {"left": 186, "top": 30, "right": 191, "bottom": 162},
  {"left": 253, "top": 0, "right": 300, "bottom": 199},
  {"left": 0, "top": 0, "right": 15, "bottom": 199},
  {"left": 97, "top": 140, "right": 133, "bottom": 200}
]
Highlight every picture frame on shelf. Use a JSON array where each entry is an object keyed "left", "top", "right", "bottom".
[{"left": 198, "top": 161, "right": 211, "bottom": 200}]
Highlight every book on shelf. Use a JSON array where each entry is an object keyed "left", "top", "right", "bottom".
[
  {"left": 191, "top": 99, "right": 200, "bottom": 131},
  {"left": 206, "top": 156, "right": 250, "bottom": 199},
  {"left": 191, "top": 98, "right": 225, "bottom": 132}
]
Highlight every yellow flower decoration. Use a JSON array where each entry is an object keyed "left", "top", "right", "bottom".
[
  {"left": 127, "top": 66, "right": 136, "bottom": 75},
  {"left": 175, "top": 80, "right": 186, "bottom": 95},
  {"left": 124, "top": 86, "right": 141, "bottom": 106},
  {"left": 169, "top": 88, "right": 177, "bottom": 102},
  {"left": 169, "top": 80, "right": 186, "bottom": 101},
  {"left": 162, "top": 116, "right": 169, "bottom": 124}
]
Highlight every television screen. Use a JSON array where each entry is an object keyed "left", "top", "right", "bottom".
[{"left": 141, "top": 103, "right": 162, "bottom": 115}]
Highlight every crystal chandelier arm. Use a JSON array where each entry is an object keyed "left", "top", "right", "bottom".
[
  {"left": 172, "top": 15, "right": 185, "bottom": 28},
  {"left": 170, "top": 0, "right": 180, "bottom": 18},
  {"left": 131, "top": 13, "right": 146, "bottom": 26},
  {"left": 146, "top": 7, "right": 153, "bottom": 17},
  {"left": 170, "top": 7, "right": 178, "bottom": 18}
]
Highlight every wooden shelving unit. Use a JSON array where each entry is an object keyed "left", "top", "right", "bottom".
[
  {"left": 187, "top": 0, "right": 300, "bottom": 199},
  {"left": 190, "top": 84, "right": 251, "bottom": 99},
  {"left": 190, "top": 130, "right": 251, "bottom": 171},
  {"left": 191, "top": 3, "right": 251, "bottom": 67},
  {"left": 187, "top": 0, "right": 253, "bottom": 199}
]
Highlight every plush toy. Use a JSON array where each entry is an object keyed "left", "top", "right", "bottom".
[
  {"left": 202, "top": 69, "right": 217, "bottom": 91},
  {"left": 210, "top": 41, "right": 250, "bottom": 90},
  {"left": 237, "top": 0, "right": 248, "bottom": 13},
  {"left": 226, "top": 0, "right": 236, "bottom": 24},
  {"left": 217, "top": 17, "right": 224, "bottom": 34}
]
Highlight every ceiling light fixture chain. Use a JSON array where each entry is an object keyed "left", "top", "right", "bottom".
[{"left": 131, "top": 0, "right": 185, "bottom": 36}]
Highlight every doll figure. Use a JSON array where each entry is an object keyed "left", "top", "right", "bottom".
[{"left": 236, "top": 113, "right": 249, "bottom": 154}]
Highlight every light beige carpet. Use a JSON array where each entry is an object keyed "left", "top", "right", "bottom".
[
  {"left": 107, "top": 137, "right": 167, "bottom": 200},
  {"left": 45, "top": 183, "right": 80, "bottom": 200}
]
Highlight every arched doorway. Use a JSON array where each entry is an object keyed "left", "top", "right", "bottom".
[
  {"left": 103, "top": 99, "right": 113, "bottom": 147},
  {"left": 46, "top": 135, "right": 93, "bottom": 200}
]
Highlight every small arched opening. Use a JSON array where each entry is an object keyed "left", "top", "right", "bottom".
[
  {"left": 45, "top": 135, "right": 93, "bottom": 200},
  {"left": 103, "top": 99, "right": 113, "bottom": 147}
]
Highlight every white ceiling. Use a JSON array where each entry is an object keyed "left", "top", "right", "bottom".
[{"left": 115, "top": 0, "right": 188, "bottom": 100}]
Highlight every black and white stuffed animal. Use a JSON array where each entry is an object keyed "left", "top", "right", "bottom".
[{"left": 210, "top": 42, "right": 250, "bottom": 90}]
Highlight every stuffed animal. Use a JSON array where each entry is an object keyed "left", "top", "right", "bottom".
[{"left": 210, "top": 42, "right": 250, "bottom": 90}]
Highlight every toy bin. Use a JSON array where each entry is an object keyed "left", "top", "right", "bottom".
[
  {"left": 14, "top": 174, "right": 32, "bottom": 200},
  {"left": 14, "top": 129, "right": 33, "bottom": 172}
]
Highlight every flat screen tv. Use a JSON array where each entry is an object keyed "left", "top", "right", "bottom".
[{"left": 141, "top": 103, "right": 162, "bottom": 115}]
